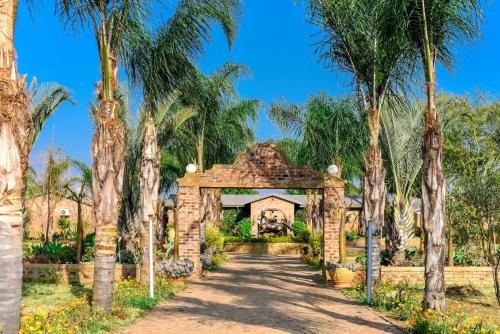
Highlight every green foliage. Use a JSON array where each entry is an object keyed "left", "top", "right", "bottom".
[
  {"left": 220, "top": 209, "right": 242, "bottom": 235},
  {"left": 345, "top": 231, "right": 360, "bottom": 242},
  {"left": 344, "top": 281, "right": 421, "bottom": 320},
  {"left": 221, "top": 189, "right": 259, "bottom": 195},
  {"left": 224, "top": 235, "right": 294, "bottom": 243},
  {"left": 410, "top": 309, "right": 498, "bottom": 334},
  {"left": 452, "top": 248, "right": 488, "bottom": 267},
  {"left": 204, "top": 253, "right": 228, "bottom": 272},
  {"left": 301, "top": 254, "right": 322, "bottom": 271},
  {"left": 205, "top": 225, "right": 225, "bottom": 253},
  {"left": 235, "top": 218, "right": 252, "bottom": 238},
  {"left": 26, "top": 242, "right": 76, "bottom": 264},
  {"left": 295, "top": 209, "right": 305, "bottom": 222},
  {"left": 113, "top": 278, "right": 179, "bottom": 310},
  {"left": 81, "top": 247, "right": 95, "bottom": 263},
  {"left": 270, "top": 94, "right": 368, "bottom": 191},
  {"left": 308, "top": 232, "right": 323, "bottom": 257},
  {"left": 83, "top": 233, "right": 95, "bottom": 248},
  {"left": 291, "top": 221, "right": 307, "bottom": 236}
]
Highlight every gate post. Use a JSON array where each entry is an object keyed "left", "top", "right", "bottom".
[
  {"left": 322, "top": 175, "right": 345, "bottom": 280},
  {"left": 177, "top": 175, "right": 202, "bottom": 277}
]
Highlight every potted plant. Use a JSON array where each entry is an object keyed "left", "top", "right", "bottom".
[{"left": 326, "top": 262, "right": 358, "bottom": 288}]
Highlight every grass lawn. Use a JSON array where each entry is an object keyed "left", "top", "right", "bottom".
[
  {"left": 19, "top": 278, "right": 185, "bottom": 333},
  {"left": 22, "top": 282, "right": 91, "bottom": 315},
  {"left": 343, "top": 282, "right": 499, "bottom": 333}
]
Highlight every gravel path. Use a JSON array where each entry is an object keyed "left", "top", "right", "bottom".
[{"left": 124, "top": 254, "right": 403, "bottom": 334}]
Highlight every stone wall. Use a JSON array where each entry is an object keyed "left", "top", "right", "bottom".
[
  {"left": 23, "top": 263, "right": 138, "bottom": 284},
  {"left": 353, "top": 266, "right": 494, "bottom": 286},
  {"left": 224, "top": 243, "right": 307, "bottom": 255}
]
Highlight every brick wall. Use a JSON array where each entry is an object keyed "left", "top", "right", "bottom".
[
  {"left": 353, "top": 266, "right": 494, "bottom": 286},
  {"left": 23, "top": 263, "right": 138, "bottom": 284}
]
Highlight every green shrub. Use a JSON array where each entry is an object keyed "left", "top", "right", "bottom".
[
  {"left": 295, "top": 209, "right": 305, "bottom": 222},
  {"left": 83, "top": 233, "right": 95, "bottom": 248},
  {"left": 205, "top": 225, "right": 225, "bottom": 253},
  {"left": 308, "top": 232, "right": 323, "bottom": 257},
  {"left": 221, "top": 209, "right": 241, "bottom": 235},
  {"left": 345, "top": 231, "right": 360, "bottom": 242},
  {"left": 27, "top": 242, "right": 76, "bottom": 263},
  {"left": 224, "top": 235, "right": 294, "bottom": 243},
  {"left": 81, "top": 246, "right": 95, "bottom": 262},
  {"left": 235, "top": 218, "right": 252, "bottom": 238},
  {"left": 452, "top": 248, "right": 488, "bottom": 266},
  {"left": 291, "top": 221, "right": 307, "bottom": 236},
  {"left": 296, "top": 228, "right": 311, "bottom": 243}
]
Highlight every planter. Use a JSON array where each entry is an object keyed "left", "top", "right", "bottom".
[{"left": 328, "top": 267, "right": 356, "bottom": 288}]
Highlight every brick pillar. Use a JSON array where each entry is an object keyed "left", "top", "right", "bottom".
[
  {"left": 322, "top": 176, "right": 345, "bottom": 280},
  {"left": 177, "top": 185, "right": 201, "bottom": 276}
]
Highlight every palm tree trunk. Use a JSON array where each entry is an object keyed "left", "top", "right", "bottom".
[
  {"left": 305, "top": 189, "right": 313, "bottom": 231},
  {"left": 388, "top": 196, "right": 414, "bottom": 265},
  {"left": 0, "top": 3, "right": 28, "bottom": 330},
  {"left": 363, "top": 108, "right": 386, "bottom": 284},
  {"left": 0, "top": 120, "right": 24, "bottom": 334},
  {"left": 92, "top": 99, "right": 126, "bottom": 312},
  {"left": 139, "top": 118, "right": 160, "bottom": 284},
  {"left": 76, "top": 200, "right": 84, "bottom": 263},
  {"left": 339, "top": 210, "right": 346, "bottom": 263},
  {"left": 422, "top": 62, "right": 446, "bottom": 311},
  {"left": 45, "top": 185, "right": 52, "bottom": 242}
]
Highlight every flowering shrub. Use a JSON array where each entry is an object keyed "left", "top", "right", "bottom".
[
  {"left": 409, "top": 308, "right": 498, "bottom": 334},
  {"left": 20, "top": 278, "right": 183, "bottom": 333}
]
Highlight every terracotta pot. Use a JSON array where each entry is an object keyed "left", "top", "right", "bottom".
[{"left": 328, "top": 267, "right": 356, "bottom": 288}]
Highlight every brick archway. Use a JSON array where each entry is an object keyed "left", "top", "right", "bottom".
[{"left": 176, "top": 144, "right": 345, "bottom": 277}]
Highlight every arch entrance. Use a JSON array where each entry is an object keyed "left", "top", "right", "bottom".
[{"left": 176, "top": 144, "right": 345, "bottom": 278}]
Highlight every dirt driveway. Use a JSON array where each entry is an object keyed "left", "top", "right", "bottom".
[{"left": 124, "top": 254, "right": 402, "bottom": 334}]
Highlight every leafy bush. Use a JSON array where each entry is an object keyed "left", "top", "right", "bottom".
[
  {"left": 308, "top": 232, "right": 323, "bottom": 257},
  {"left": 235, "top": 218, "right": 252, "bottom": 238},
  {"left": 80, "top": 246, "right": 95, "bottom": 263},
  {"left": 118, "top": 249, "right": 138, "bottom": 264},
  {"left": 26, "top": 242, "right": 76, "bottom": 263},
  {"left": 355, "top": 254, "right": 366, "bottom": 265},
  {"left": 205, "top": 225, "right": 225, "bottom": 253},
  {"left": 221, "top": 209, "right": 242, "bottom": 235},
  {"left": 83, "top": 233, "right": 95, "bottom": 248},
  {"left": 295, "top": 209, "right": 305, "bottom": 222},
  {"left": 19, "top": 278, "right": 183, "bottom": 334},
  {"left": 301, "top": 254, "right": 321, "bottom": 271},
  {"left": 224, "top": 235, "right": 294, "bottom": 243},
  {"left": 291, "top": 221, "right": 307, "bottom": 236},
  {"left": 452, "top": 248, "right": 488, "bottom": 266},
  {"left": 345, "top": 231, "right": 360, "bottom": 242}
]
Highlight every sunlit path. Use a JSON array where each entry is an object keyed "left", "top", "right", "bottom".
[{"left": 124, "top": 254, "right": 402, "bottom": 334}]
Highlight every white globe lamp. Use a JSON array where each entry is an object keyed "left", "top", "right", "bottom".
[
  {"left": 327, "top": 164, "right": 339, "bottom": 176},
  {"left": 186, "top": 163, "right": 197, "bottom": 174}
]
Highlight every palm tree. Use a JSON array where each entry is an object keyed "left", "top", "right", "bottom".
[
  {"left": 0, "top": 78, "right": 71, "bottom": 332},
  {"left": 270, "top": 94, "right": 368, "bottom": 240},
  {"left": 172, "top": 64, "right": 258, "bottom": 240},
  {"left": 307, "top": 0, "right": 411, "bottom": 282},
  {"left": 39, "top": 147, "right": 72, "bottom": 242},
  {"left": 381, "top": 102, "right": 423, "bottom": 264},
  {"left": 393, "top": 0, "right": 483, "bottom": 310},
  {"left": 124, "top": 1, "right": 241, "bottom": 283},
  {"left": 65, "top": 160, "right": 92, "bottom": 263}
]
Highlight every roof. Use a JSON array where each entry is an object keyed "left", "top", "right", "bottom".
[{"left": 166, "top": 193, "right": 364, "bottom": 210}]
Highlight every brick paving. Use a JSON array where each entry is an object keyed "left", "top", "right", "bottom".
[{"left": 124, "top": 254, "right": 403, "bottom": 334}]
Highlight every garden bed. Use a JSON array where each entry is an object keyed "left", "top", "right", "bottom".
[{"left": 224, "top": 242, "right": 307, "bottom": 254}]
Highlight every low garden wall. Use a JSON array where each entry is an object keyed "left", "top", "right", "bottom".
[
  {"left": 353, "top": 266, "right": 494, "bottom": 286},
  {"left": 224, "top": 242, "right": 307, "bottom": 255},
  {"left": 23, "top": 263, "right": 139, "bottom": 283}
]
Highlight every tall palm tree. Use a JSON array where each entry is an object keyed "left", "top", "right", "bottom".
[
  {"left": 0, "top": 74, "right": 71, "bottom": 333},
  {"left": 307, "top": 0, "right": 411, "bottom": 282},
  {"left": 39, "top": 147, "right": 72, "bottom": 242},
  {"left": 270, "top": 94, "right": 368, "bottom": 239},
  {"left": 381, "top": 102, "right": 423, "bottom": 264},
  {"left": 125, "top": 1, "right": 240, "bottom": 283},
  {"left": 65, "top": 160, "right": 92, "bottom": 263},
  {"left": 393, "top": 0, "right": 483, "bottom": 310},
  {"left": 173, "top": 64, "right": 258, "bottom": 237}
]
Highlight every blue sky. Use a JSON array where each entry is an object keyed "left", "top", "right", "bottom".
[{"left": 16, "top": 0, "right": 500, "bottom": 169}]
